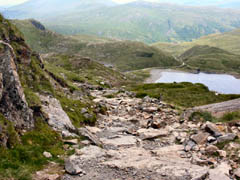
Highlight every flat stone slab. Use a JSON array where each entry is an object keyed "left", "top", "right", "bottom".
[
  {"left": 100, "top": 135, "right": 137, "bottom": 147},
  {"left": 137, "top": 128, "right": 169, "bottom": 140},
  {"left": 103, "top": 145, "right": 209, "bottom": 179}
]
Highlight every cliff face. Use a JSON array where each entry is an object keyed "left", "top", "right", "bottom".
[
  {"left": 0, "top": 41, "right": 34, "bottom": 129},
  {"left": 0, "top": 15, "right": 35, "bottom": 130}
]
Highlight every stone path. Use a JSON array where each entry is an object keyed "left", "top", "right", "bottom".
[{"left": 62, "top": 90, "right": 236, "bottom": 180}]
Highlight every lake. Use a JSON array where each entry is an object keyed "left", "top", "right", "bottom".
[{"left": 155, "top": 71, "right": 240, "bottom": 94}]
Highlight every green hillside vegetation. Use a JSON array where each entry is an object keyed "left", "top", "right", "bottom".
[
  {"left": 152, "top": 28, "right": 240, "bottom": 57},
  {"left": 179, "top": 45, "right": 240, "bottom": 74},
  {"left": 12, "top": 19, "right": 180, "bottom": 71},
  {"left": 131, "top": 82, "right": 240, "bottom": 108},
  {"left": 44, "top": 54, "right": 128, "bottom": 87}
]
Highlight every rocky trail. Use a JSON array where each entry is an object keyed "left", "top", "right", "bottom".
[{"left": 57, "top": 89, "right": 240, "bottom": 180}]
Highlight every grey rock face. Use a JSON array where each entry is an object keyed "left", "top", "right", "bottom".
[
  {"left": 39, "top": 95, "right": 77, "bottom": 137},
  {"left": 0, "top": 41, "right": 34, "bottom": 129}
]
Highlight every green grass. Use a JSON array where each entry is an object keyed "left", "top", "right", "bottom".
[
  {"left": 190, "top": 110, "right": 240, "bottom": 124},
  {"left": 126, "top": 69, "right": 151, "bottom": 84},
  {"left": 130, "top": 82, "right": 240, "bottom": 108},
  {"left": 152, "top": 28, "right": 240, "bottom": 57},
  {"left": 45, "top": 54, "right": 129, "bottom": 86},
  {"left": 0, "top": 118, "right": 64, "bottom": 180},
  {"left": 57, "top": 94, "right": 96, "bottom": 128},
  {"left": 179, "top": 45, "right": 240, "bottom": 74}
]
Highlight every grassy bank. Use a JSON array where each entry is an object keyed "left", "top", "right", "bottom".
[{"left": 130, "top": 82, "right": 240, "bottom": 108}]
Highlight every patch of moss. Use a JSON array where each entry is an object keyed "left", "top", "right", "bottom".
[
  {"left": 19, "top": 56, "right": 54, "bottom": 95},
  {"left": 24, "top": 88, "right": 41, "bottom": 108},
  {"left": 221, "top": 111, "right": 240, "bottom": 123},
  {"left": 57, "top": 95, "right": 96, "bottom": 127},
  {"left": 0, "top": 118, "right": 64, "bottom": 180},
  {"left": 189, "top": 111, "right": 215, "bottom": 122},
  {"left": 0, "top": 113, "right": 19, "bottom": 149}
]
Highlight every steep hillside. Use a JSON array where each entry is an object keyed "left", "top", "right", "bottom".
[
  {"left": 179, "top": 45, "right": 240, "bottom": 73},
  {"left": 12, "top": 19, "right": 180, "bottom": 71},
  {"left": 3, "top": 1, "right": 240, "bottom": 43},
  {"left": 0, "top": 14, "right": 128, "bottom": 179},
  {"left": 152, "top": 28, "right": 240, "bottom": 56}
]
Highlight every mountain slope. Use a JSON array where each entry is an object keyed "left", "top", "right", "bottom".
[
  {"left": 154, "top": 0, "right": 240, "bottom": 8},
  {"left": 152, "top": 28, "right": 240, "bottom": 57},
  {"left": 3, "top": 0, "right": 116, "bottom": 19},
  {"left": 43, "top": 1, "right": 240, "bottom": 43},
  {"left": 12, "top": 19, "right": 180, "bottom": 71},
  {"left": 3, "top": 1, "right": 240, "bottom": 43},
  {"left": 180, "top": 45, "right": 240, "bottom": 73}
]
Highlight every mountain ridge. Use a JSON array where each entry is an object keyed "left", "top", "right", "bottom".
[{"left": 3, "top": 0, "right": 240, "bottom": 43}]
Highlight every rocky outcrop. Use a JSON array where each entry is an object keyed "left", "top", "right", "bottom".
[
  {"left": 39, "top": 94, "right": 77, "bottom": 137},
  {"left": 184, "top": 98, "right": 240, "bottom": 118},
  {"left": 0, "top": 40, "right": 34, "bottom": 129}
]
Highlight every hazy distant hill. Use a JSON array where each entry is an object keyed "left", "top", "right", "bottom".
[
  {"left": 154, "top": 0, "right": 240, "bottom": 8},
  {"left": 152, "top": 28, "right": 240, "bottom": 56},
  {"left": 3, "top": 0, "right": 240, "bottom": 43},
  {"left": 3, "top": 0, "right": 116, "bottom": 19}
]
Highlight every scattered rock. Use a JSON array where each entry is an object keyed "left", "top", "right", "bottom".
[
  {"left": 100, "top": 135, "right": 137, "bottom": 147},
  {"left": 205, "top": 145, "right": 219, "bottom": 154},
  {"left": 217, "top": 150, "right": 227, "bottom": 158},
  {"left": 184, "top": 140, "right": 196, "bottom": 152},
  {"left": 143, "top": 107, "right": 158, "bottom": 113},
  {"left": 64, "top": 139, "right": 78, "bottom": 145},
  {"left": 209, "top": 162, "right": 231, "bottom": 180},
  {"left": 43, "top": 151, "right": 52, "bottom": 158},
  {"left": 234, "top": 168, "right": 240, "bottom": 178},
  {"left": 205, "top": 122, "right": 222, "bottom": 137},
  {"left": 207, "top": 136, "right": 217, "bottom": 143},
  {"left": 78, "top": 127, "right": 103, "bottom": 147},
  {"left": 65, "top": 155, "right": 85, "bottom": 175},
  {"left": 81, "top": 140, "right": 91, "bottom": 145},
  {"left": 191, "top": 132, "right": 210, "bottom": 145},
  {"left": 217, "top": 133, "right": 236, "bottom": 143},
  {"left": 137, "top": 128, "right": 168, "bottom": 140},
  {"left": 75, "top": 145, "right": 106, "bottom": 160},
  {"left": 81, "top": 108, "right": 88, "bottom": 114}
]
